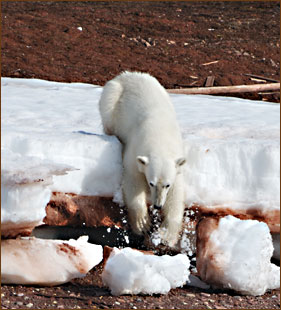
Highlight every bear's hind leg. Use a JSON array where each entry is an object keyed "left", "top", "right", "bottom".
[{"left": 123, "top": 172, "right": 151, "bottom": 235}]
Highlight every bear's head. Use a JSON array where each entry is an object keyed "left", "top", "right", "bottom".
[{"left": 137, "top": 155, "right": 186, "bottom": 209}]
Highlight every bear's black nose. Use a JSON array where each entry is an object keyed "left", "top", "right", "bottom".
[{"left": 153, "top": 205, "right": 162, "bottom": 210}]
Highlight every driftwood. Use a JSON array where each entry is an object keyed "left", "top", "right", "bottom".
[
  {"left": 204, "top": 76, "right": 215, "bottom": 87},
  {"left": 244, "top": 74, "right": 280, "bottom": 83},
  {"left": 167, "top": 83, "right": 280, "bottom": 95}
]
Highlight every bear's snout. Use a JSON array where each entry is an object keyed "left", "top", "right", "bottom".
[{"left": 153, "top": 205, "right": 162, "bottom": 210}]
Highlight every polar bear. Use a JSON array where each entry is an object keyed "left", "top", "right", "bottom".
[{"left": 99, "top": 71, "right": 186, "bottom": 247}]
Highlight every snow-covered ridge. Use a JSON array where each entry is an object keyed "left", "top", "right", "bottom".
[{"left": 1, "top": 77, "right": 280, "bottom": 227}]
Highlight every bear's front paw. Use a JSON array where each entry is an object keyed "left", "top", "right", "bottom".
[
  {"left": 128, "top": 207, "right": 151, "bottom": 235},
  {"left": 159, "top": 229, "right": 178, "bottom": 247},
  {"left": 159, "top": 221, "right": 181, "bottom": 248}
]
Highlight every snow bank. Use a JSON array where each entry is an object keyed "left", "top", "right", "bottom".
[
  {"left": 102, "top": 247, "right": 190, "bottom": 295},
  {"left": 1, "top": 78, "right": 122, "bottom": 199},
  {"left": 2, "top": 78, "right": 279, "bottom": 215},
  {"left": 173, "top": 94, "right": 280, "bottom": 213},
  {"left": 1, "top": 236, "right": 103, "bottom": 286},
  {"left": 196, "top": 215, "right": 280, "bottom": 296}
]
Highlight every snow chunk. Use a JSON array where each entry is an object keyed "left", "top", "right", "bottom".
[
  {"left": 197, "top": 215, "right": 280, "bottom": 296},
  {"left": 1, "top": 236, "right": 103, "bottom": 286},
  {"left": 102, "top": 247, "right": 190, "bottom": 295},
  {"left": 1, "top": 150, "right": 74, "bottom": 235}
]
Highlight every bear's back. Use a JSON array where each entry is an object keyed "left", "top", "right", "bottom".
[
  {"left": 116, "top": 71, "right": 172, "bottom": 113},
  {"left": 113, "top": 72, "right": 178, "bottom": 140}
]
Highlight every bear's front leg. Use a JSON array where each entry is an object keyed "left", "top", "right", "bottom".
[
  {"left": 123, "top": 171, "right": 151, "bottom": 235},
  {"left": 160, "top": 176, "right": 185, "bottom": 247}
]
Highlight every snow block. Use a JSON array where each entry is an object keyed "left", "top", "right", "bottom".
[
  {"left": 196, "top": 215, "right": 280, "bottom": 296},
  {"left": 102, "top": 247, "right": 190, "bottom": 295},
  {"left": 1, "top": 236, "right": 103, "bottom": 286}
]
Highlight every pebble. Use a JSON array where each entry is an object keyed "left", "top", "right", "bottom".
[
  {"left": 200, "top": 292, "right": 211, "bottom": 297},
  {"left": 17, "top": 293, "right": 24, "bottom": 297},
  {"left": 204, "top": 301, "right": 212, "bottom": 308},
  {"left": 16, "top": 302, "right": 23, "bottom": 306},
  {"left": 26, "top": 303, "right": 34, "bottom": 308},
  {"left": 115, "top": 301, "right": 120, "bottom": 305},
  {"left": 186, "top": 293, "right": 196, "bottom": 298}
]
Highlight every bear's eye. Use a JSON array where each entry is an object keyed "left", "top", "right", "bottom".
[
  {"left": 165, "top": 184, "right": 170, "bottom": 188},
  {"left": 149, "top": 182, "right": 155, "bottom": 187}
]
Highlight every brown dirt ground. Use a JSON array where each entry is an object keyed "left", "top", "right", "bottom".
[
  {"left": 1, "top": 1, "right": 280, "bottom": 100},
  {"left": 1, "top": 1, "right": 280, "bottom": 309}
]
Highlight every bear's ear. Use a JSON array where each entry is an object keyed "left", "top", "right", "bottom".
[
  {"left": 176, "top": 157, "right": 186, "bottom": 167},
  {"left": 137, "top": 156, "right": 149, "bottom": 166}
]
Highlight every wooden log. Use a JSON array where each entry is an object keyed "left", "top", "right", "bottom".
[
  {"left": 167, "top": 83, "right": 280, "bottom": 95},
  {"left": 244, "top": 74, "right": 279, "bottom": 83}
]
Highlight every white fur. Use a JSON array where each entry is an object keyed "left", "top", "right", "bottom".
[{"left": 99, "top": 71, "right": 186, "bottom": 247}]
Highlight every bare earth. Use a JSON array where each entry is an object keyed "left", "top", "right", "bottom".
[{"left": 1, "top": 1, "right": 280, "bottom": 309}]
